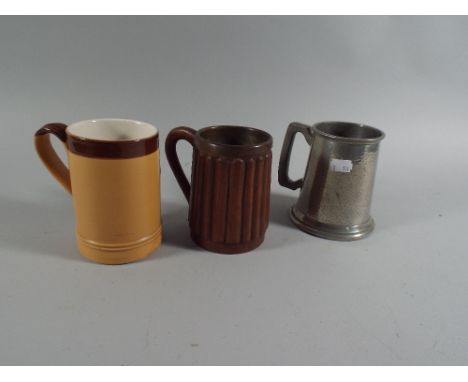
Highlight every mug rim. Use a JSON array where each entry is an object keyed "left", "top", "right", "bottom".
[
  {"left": 65, "top": 118, "right": 159, "bottom": 159},
  {"left": 312, "top": 121, "right": 385, "bottom": 144},
  {"left": 66, "top": 118, "right": 158, "bottom": 143},
  {"left": 197, "top": 125, "right": 273, "bottom": 149}
]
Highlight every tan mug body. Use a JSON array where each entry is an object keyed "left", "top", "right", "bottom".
[{"left": 34, "top": 119, "right": 161, "bottom": 264}]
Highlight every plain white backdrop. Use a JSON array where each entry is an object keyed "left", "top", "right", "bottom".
[{"left": 0, "top": 16, "right": 467, "bottom": 365}]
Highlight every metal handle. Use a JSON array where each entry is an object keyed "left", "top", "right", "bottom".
[
  {"left": 278, "top": 122, "right": 314, "bottom": 190},
  {"left": 165, "top": 126, "right": 197, "bottom": 202},
  {"left": 34, "top": 123, "right": 72, "bottom": 194}
]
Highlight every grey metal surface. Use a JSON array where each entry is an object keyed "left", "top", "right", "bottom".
[{"left": 279, "top": 122, "right": 385, "bottom": 240}]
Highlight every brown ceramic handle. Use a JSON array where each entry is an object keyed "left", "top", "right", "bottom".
[
  {"left": 34, "top": 123, "right": 72, "bottom": 194},
  {"left": 165, "top": 126, "right": 197, "bottom": 202},
  {"left": 278, "top": 122, "right": 314, "bottom": 190}
]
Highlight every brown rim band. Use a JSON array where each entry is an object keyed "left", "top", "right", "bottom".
[
  {"left": 194, "top": 125, "right": 273, "bottom": 158},
  {"left": 67, "top": 134, "right": 159, "bottom": 159},
  {"left": 36, "top": 122, "right": 159, "bottom": 159}
]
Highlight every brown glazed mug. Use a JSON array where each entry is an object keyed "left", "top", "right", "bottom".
[
  {"left": 34, "top": 119, "right": 162, "bottom": 264},
  {"left": 165, "top": 125, "right": 273, "bottom": 254}
]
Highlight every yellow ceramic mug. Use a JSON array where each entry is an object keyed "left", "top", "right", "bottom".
[{"left": 34, "top": 119, "right": 162, "bottom": 264}]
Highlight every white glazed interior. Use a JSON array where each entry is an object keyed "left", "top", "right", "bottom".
[{"left": 66, "top": 119, "right": 157, "bottom": 141}]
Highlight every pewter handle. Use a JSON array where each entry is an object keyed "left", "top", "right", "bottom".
[{"left": 278, "top": 122, "right": 314, "bottom": 190}]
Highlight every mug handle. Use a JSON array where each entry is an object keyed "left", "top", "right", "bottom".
[
  {"left": 278, "top": 122, "right": 314, "bottom": 190},
  {"left": 165, "top": 126, "right": 197, "bottom": 202},
  {"left": 34, "top": 123, "right": 72, "bottom": 194}
]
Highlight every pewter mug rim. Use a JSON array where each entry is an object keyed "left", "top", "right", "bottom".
[{"left": 311, "top": 121, "right": 385, "bottom": 144}]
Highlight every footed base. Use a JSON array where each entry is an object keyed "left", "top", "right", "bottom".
[
  {"left": 290, "top": 207, "right": 374, "bottom": 241},
  {"left": 191, "top": 233, "right": 265, "bottom": 254},
  {"left": 76, "top": 229, "right": 162, "bottom": 264}
]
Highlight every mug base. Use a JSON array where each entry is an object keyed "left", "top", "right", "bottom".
[
  {"left": 289, "top": 206, "right": 374, "bottom": 241},
  {"left": 76, "top": 229, "right": 162, "bottom": 264},
  {"left": 191, "top": 233, "right": 265, "bottom": 254}
]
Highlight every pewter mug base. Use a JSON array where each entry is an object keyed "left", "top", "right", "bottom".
[{"left": 289, "top": 206, "right": 375, "bottom": 241}]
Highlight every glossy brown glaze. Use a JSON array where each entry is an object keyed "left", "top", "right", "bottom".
[
  {"left": 66, "top": 134, "right": 158, "bottom": 159},
  {"left": 35, "top": 122, "right": 68, "bottom": 142},
  {"left": 165, "top": 125, "right": 273, "bottom": 254},
  {"left": 34, "top": 123, "right": 71, "bottom": 192},
  {"left": 35, "top": 122, "right": 158, "bottom": 159}
]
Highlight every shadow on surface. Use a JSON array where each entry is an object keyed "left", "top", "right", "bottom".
[
  {"left": 0, "top": 191, "right": 308, "bottom": 262},
  {"left": 0, "top": 192, "right": 205, "bottom": 263},
  {"left": 147, "top": 200, "right": 202, "bottom": 260},
  {"left": 156, "top": 194, "right": 303, "bottom": 256},
  {"left": 268, "top": 192, "right": 297, "bottom": 228},
  {"left": 156, "top": 193, "right": 304, "bottom": 255},
  {"left": 0, "top": 193, "right": 80, "bottom": 261}
]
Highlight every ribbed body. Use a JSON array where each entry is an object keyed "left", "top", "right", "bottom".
[{"left": 189, "top": 150, "right": 272, "bottom": 254}]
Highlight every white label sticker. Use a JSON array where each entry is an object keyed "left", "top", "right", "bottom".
[{"left": 330, "top": 159, "right": 353, "bottom": 173}]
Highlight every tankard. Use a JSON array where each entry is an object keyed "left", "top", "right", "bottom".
[
  {"left": 278, "top": 121, "right": 385, "bottom": 241},
  {"left": 34, "top": 119, "right": 162, "bottom": 264},
  {"left": 165, "top": 125, "right": 272, "bottom": 254}
]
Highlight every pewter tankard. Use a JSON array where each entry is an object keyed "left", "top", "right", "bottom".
[{"left": 278, "top": 121, "right": 385, "bottom": 240}]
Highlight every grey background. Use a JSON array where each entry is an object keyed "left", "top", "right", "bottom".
[{"left": 0, "top": 16, "right": 467, "bottom": 365}]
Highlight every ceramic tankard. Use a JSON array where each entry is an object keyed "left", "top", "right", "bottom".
[
  {"left": 165, "top": 125, "right": 273, "bottom": 254},
  {"left": 279, "top": 121, "right": 385, "bottom": 241},
  {"left": 34, "top": 119, "right": 162, "bottom": 264}
]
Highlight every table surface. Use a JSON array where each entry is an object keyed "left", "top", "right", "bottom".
[{"left": 1, "top": 16, "right": 467, "bottom": 365}]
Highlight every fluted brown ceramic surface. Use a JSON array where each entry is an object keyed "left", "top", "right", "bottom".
[{"left": 165, "top": 125, "right": 272, "bottom": 254}]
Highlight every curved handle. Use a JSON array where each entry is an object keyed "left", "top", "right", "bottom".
[
  {"left": 34, "top": 123, "right": 72, "bottom": 194},
  {"left": 278, "top": 122, "right": 314, "bottom": 190},
  {"left": 165, "top": 126, "right": 197, "bottom": 202}
]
